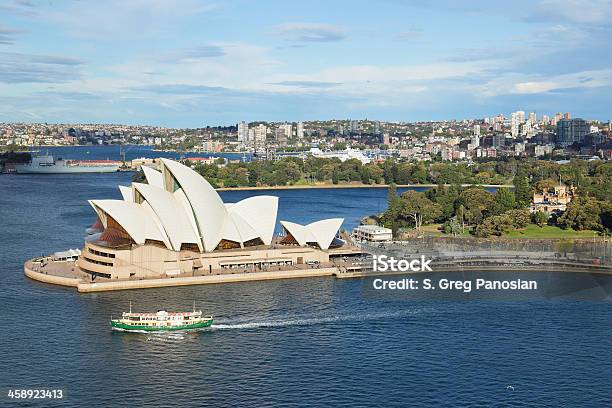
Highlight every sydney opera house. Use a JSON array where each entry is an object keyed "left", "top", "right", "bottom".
[{"left": 77, "top": 158, "right": 359, "bottom": 281}]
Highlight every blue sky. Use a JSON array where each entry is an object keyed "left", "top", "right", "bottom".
[{"left": 1, "top": 0, "right": 612, "bottom": 127}]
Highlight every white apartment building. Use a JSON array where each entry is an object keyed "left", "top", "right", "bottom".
[
  {"left": 237, "top": 121, "right": 248, "bottom": 144},
  {"left": 511, "top": 111, "right": 525, "bottom": 138}
]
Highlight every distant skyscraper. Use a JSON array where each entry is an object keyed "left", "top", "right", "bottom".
[
  {"left": 374, "top": 121, "right": 381, "bottom": 134},
  {"left": 522, "top": 121, "right": 535, "bottom": 137},
  {"left": 511, "top": 111, "right": 525, "bottom": 138},
  {"left": 556, "top": 118, "right": 588, "bottom": 147},
  {"left": 350, "top": 120, "right": 359, "bottom": 133},
  {"left": 528, "top": 112, "right": 536, "bottom": 124},
  {"left": 492, "top": 133, "right": 505, "bottom": 148},
  {"left": 471, "top": 135, "right": 480, "bottom": 148},
  {"left": 542, "top": 114, "right": 549, "bottom": 125},
  {"left": 296, "top": 122, "right": 304, "bottom": 139},
  {"left": 253, "top": 124, "right": 267, "bottom": 148},
  {"left": 275, "top": 128, "right": 287, "bottom": 146},
  {"left": 237, "top": 121, "right": 248, "bottom": 144},
  {"left": 473, "top": 124, "right": 480, "bottom": 137},
  {"left": 564, "top": 112, "right": 571, "bottom": 119},
  {"left": 382, "top": 133, "right": 390, "bottom": 146},
  {"left": 275, "top": 123, "right": 292, "bottom": 146}
]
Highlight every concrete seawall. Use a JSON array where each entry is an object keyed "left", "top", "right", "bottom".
[
  {"left": 25, "top": 257, "right": 611, "bottom": 292},
  {"left": 24, "top": 264, "right": 80, "bottom": 287},
  {"left": 335, "top": 262, "right": 612, "bottom": 278},
  {"left": 76, "top": 267, "right": 338, "bottom": 292}
]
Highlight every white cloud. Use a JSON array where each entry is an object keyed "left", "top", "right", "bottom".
[
  {"left": 42, "top": 0, "right": 221, "bottom": 40},
  {"left": 532, "top": 0, "right": 612, "bottom": 24},
  {"left": 478, "top": 69, "right": 612, "bottom": 96},
  {"left": 273, "top": 23, "right": 347, "bottom": 42},
  {"left": 512, "top": 81, "right": 558, "bottom": 93}
]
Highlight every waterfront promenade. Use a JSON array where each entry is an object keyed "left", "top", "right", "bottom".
[
  {"left": 24, "top": 249, "right": 611, "bottom": 292},
  {"left": 24, "top": 257, "right": 358, "bottom": 292}
]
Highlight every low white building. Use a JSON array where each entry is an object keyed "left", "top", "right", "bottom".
[{"left": 353, "top": 225, "right": 392, "bottom": 242}]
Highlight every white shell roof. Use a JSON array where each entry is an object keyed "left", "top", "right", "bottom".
[
  {"left": 161, "top": 158, "right": 226, "bottom": 251},
  {"left": 132, "top": 182, "right": 201, "bottom": 251},
  {"left": 118, "top": 185, "right": 133, "bottom": 202},
  {"left": 142, "top": 165, "right": 164, "bottom": 188},
  {"left": 280, "top": 218, "right": 344, "bottom": 250},
  {"left": 227, "top": 196, "right": 278, "bottom": 245},
  {"left": 89, "top": 199, "right": 167, "bottom": 245},
  {"left": 89, "top": 159, "right": 337, "bottom": 253}
]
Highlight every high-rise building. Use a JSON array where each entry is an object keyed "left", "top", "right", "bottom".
[
  {"left": 374, "top": 121, "right": 381, "bottom": 134},
  {"left": 382, "top": 133, "right": 391, "bottom": 146},
  {"left": 248, "top": 128, "right": 255, "bottom": 145},
  {"left": 564, "top": 112, "right": 570, "bottom": 119},
  {"left": 473, "top": 125, "right": 480, "bottom": 136},
  {"left": 275, "top": 128, "right": 287, "bottom": 146},
  {"left": 528, "top": 112, "right": 536, "bottom": 124},
  {"left": 296, "top": 122, "right": 304, "bottom": 139},
  {"left": 551, "top": 113, "right": 563, "bottom": 126},
  {"left": 275, "top": 123, "right": 292, "bottom": 146},
  {"left": 511, "top": 111, "right": 525, "bottom": 138},
  {"left": 471, "top": 135, "right": 480, "bottom": 148},
  {"left": 492, "top": 133, "right": 505, "bottom": 149},
  {"left": 350, "top": 120, "right": 359, "bottom": 133},
  {"left": 253, "top": 124, "right": 267, "bottom": 147},
  {"left": 281, "top": 123, "right": 292, "bottom": 137},
  {"left": 522, "top": 121, "right": 535, "bottom": 137},
  {"left": 556, "top": 118, "right": 588, "bottom": 147},
  {"left": 237, "top": 121, "right": 248, "bottom": 144},
  {"left": 541, "top": 114, "right": 549, "bottom": 125}
]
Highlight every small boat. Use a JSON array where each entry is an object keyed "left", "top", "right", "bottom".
[{"left": 110, "top": 303, "right": 213, "bottom": 332}]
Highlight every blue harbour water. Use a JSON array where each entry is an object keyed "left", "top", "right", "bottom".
[{"left": 0, "top": 147, "right": 611, "bottom": 407}]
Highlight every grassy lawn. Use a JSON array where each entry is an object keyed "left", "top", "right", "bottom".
[
  {"left": 504, "top": 224, "right": 598, "bottom": 239},
  {"left": 418, "top": 223, "right": 598, "bottom": 239},
  {"left": 421, "top": 223, "right": 472, "bottom": 236}
]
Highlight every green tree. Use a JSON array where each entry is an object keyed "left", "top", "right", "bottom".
[
  {"left": 505, "top": 209, "right": 530, "bottom": 229},
  {"left": 331, "top": 169, "right": 339, "bottom": 185},
  {"left": 443, "top": 216, "right": 462, "bottom": 236},
  {"left": 513, "top": 169, "right": 531, "bottom": 207},
  {"left": 397, "top": 190, "right": 441, "bottom": 231},
  {"left": 557, "top": 197, "right": 611, "bottom": 231},
  {"left": 456, "top": 204, "right": 466, "bottom": 233},
  {"left": 533, "top": 210, "right": 548, "bottom": 227},
  {"left": 382, "top": 183, "right": 401, "bottom": 237},
  {"left": 493, "top": 187, "right": 516, "bottom": 215},
  {"left": 475, "top": 214, "right": 513, "bottom": 237},
  {"left": 457, "top": 187, "right": 495, "bottom": 225}
]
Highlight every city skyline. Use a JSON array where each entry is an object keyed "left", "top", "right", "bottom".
[{"left": 1, "top": 0, "right": 612, "bottom": 126}]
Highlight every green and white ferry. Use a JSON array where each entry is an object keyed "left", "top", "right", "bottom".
[{"left": 110, "top": 305, "right": 213, "bottom": 332}]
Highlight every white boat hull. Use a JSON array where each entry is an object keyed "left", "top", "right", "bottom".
[{"left": 15, "top": 164, "right": 119, "bottom": 174}]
